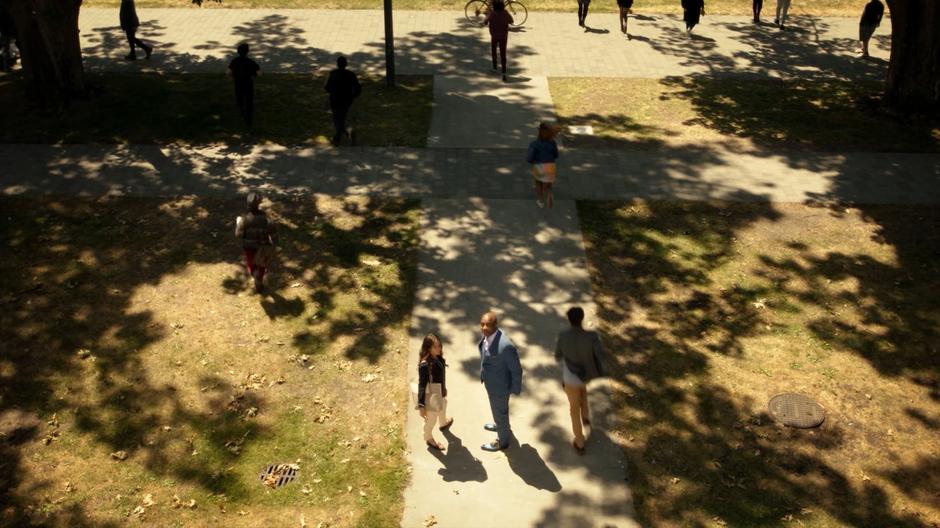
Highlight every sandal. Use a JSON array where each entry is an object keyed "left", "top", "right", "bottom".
[
  {"left": 573, "top": 441, "right": 586, "bottom": 454},
  {"left": 439, "top": 418, "right": 454, "bottom": 431},
  {"left": 426, "top": 440, "right": 444, "bottom": 451}
]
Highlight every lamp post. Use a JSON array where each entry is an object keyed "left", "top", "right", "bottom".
[{"left": 383, "top": 0, "right": 395, "bottom": 86}]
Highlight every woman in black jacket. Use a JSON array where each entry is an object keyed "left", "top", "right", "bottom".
[{"left": 418, "top": 332, "right": 453, "bottom": 450}]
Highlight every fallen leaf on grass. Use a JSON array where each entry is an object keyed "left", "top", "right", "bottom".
[
  {"left": 423, "top": 515, "right": 438, "bottom": 527},
  {"left": 76, "top": 349, "right": 91, "bottom": 360},
  {"left": 172, "top": 495, "right": 197, "bottom": 509},
  {"left": 110, "top": 450, "right": 128, "bottom": 461},
  {"left": 143, "top": 494, "right": 155, "bottom": 507},
  {"left": 361, "top": 374, "right": 377, "bottom": 383},
  {"left": 132, "top": 505, "right": 146, "bottom": 517},
  {"left": 64, "top": 481, "right": 74, "bottom": 493},
  {"left": 670, "top": 477, "right": 680, "bottom": 485}
]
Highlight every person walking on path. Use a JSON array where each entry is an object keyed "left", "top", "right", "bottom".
[
  {"left": 752, "top": 0, "right": 763, "bottom": 23},
  {"left": 0, "top": 5, "right": 17, "bottom": 72},
  {"left": 478, "top": 311, "right": 523, "bottom": 452},
  {"left": 858, "top": 0, "right": 884, "bottom": 59},
  {"left": 417, "top": 332, "right": 454, "bottom": 451},
  {"left": 235, "top": 192, "right": 277, "bottom": 294},
  {"left": 324, "top": 56, "right": 362, "bottom": 146},
  {"left": 484, "top": 0, "right": 513, "bottom": 82},
  {"left": 618, "top": 0, "right": 634, "bottom": 38},
  {"left": 527, "top": 122, "right": 560, "bottom": 209},
  {"left": 774, "top": 0, "right": 791, "bottom": 30},
  {"left": 577, "top": 0, "right": 591, "bottom": 28},
  {"left": 554, "top": 307, "right": 607, "bottom": 454},
  {"left": 119, "top": 0, "right": 152, "bottom": 60},
  {"left": 228, "top": 43, "right": 260, "bottom": 126},
  {"left": 682, "top": 0, "right": 705, "bottom": 33}
]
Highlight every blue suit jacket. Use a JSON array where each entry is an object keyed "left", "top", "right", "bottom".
[{"left": 479, "top": 330, "right": 523, "bottom": 396}]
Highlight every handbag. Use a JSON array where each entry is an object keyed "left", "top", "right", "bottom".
[
  {"left": 426, "top": 364, "right": 444, "bottom": 412},
  {"left": 531, "top": 162, "right": 557, "bottom": 183}
]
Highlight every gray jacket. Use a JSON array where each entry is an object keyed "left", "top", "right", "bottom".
[{"left": 554, "top": 327, "right": 606, "bottom": 382}]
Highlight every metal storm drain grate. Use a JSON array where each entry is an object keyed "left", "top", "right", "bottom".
[
  {"left": 259, "top": 463, "right": 299, "bottom": 489},
  {"left": 768, "top": 393, "right": 826, "bottom": 428}
]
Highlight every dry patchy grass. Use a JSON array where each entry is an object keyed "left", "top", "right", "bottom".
[
  {"left": 551, "top": 78, "right": 940, "bottom": 152},
  {"left": 0, "top": 194, "right": 420, "bottom": 527},
  {"left": 579, "top": 200, "right": 940, "bottom": 527}
]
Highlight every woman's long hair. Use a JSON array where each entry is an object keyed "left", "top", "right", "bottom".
[
  {"left": 418, "top": 332, "right": 443, "bottom": 365},
  {"left": 493, "top": 0, "right": 505, "bottom": 11}
]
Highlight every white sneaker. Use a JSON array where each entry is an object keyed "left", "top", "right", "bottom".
[{"left": 536, "top": 200, "right": 545, "bottom": 208}]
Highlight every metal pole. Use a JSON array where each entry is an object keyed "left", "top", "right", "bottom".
[{"left": 383, "top": 0, "right": 395, "bottom": 86}]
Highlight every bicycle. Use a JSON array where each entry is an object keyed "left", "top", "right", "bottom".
[{"left": 465, "top": 0, "right": 528, "bottom": 28}]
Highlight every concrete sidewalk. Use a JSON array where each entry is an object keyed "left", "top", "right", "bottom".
[
  {"left": 402, "top": 198, "right": 638, "bottom": 528},
  {"left": 77, "top": 9, "right": 890, "bottom": 79},
  {"left": 3, "top": 144, "right": 938, "bottom": 205},
  {"left": 427, "top": 75, "right": 556, "bottom": 149}
]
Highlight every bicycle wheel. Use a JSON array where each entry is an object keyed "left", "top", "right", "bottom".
[
  {"left": 507, "top": 0, "right": 527, "bottom": 26},
  {"left": 465, "top": 0, "right": 489, "bottom": 25}
]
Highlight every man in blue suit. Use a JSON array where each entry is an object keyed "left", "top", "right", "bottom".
[{"left": 478, "top": 311, "right": 523, "bottom": 451}]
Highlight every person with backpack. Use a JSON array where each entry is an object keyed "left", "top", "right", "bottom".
[
  {"left": 484, "top": 0, "right": 514, "bottom": 81},
  {"left": 235, "top": 192, "right": 277, "bottom": 294},
  {"left": 324, "top": 56, "right": 362, "bottom": 146},
  {"left": 858, "top": 0, "right": 884, "bottom": 59},
  {"left": 228, "top": 43, "right": 261, "bottom": 126}
]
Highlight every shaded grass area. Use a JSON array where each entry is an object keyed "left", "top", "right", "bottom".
[
  {"left": 85, "top": 0, "right": 866, "bottom": 16},
  {"left": 551, "top": 77, "right": 940, "bottom": 152},
  {"left": 0, "top": 72, "right": 432, "bottom": 146},
  {"left": 0, "top": 194, "right": 420, "bottom": 526},
  {"left": 579, "top": 200, "right": 940, "bottom": 527}
]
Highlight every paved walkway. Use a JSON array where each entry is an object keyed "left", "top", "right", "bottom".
[
  {"left": 403, "top": 199, "right": 637, "bottom": 527},
  {"left": 3, "top": 144, "right": 938, "bottom": 204},
  {"left": 78, "top": 9, "right": 890, "bottom": 79},
  {"left": 428, "top": 75, "right": 555, "bottom": 148}
]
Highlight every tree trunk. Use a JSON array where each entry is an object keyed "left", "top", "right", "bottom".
[
  {"left": 5, "top": 0, "right": 84, "bottom": 99},
  {"left": 885, "top": 0, "right": 940, "bottom": 112}
]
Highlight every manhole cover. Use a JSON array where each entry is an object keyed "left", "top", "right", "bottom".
[
  {"left": 768, "top": 393, "right": 826, "bottom": 428},
  {"left": 259, "top": 463, "right": 299, "bottom": 489}
]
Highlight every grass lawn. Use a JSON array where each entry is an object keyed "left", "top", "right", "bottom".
[
  {"left": 551, "top": 77, "right": 940, "bottom": 152},
  {"left": 0, "top": 194, "right": 420, "bottom": 527},
  {"left": 85, "top": 0, "right": 868, "bottom": 17},
  {"left": 579, "top": 200, "right": 940, "bottom": 527},
  {"left": 0, "top": 72, "right": 432, "bottom": 146}
]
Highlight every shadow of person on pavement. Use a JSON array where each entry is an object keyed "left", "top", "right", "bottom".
[
  {"left": 506, "top": 440, "right": 562, "bottom": 492},
  {"left": 430, "top": 429, "right": 488, "bottom": 482}
]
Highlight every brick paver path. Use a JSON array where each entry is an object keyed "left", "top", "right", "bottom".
[{"left": 79, "top": 9, "right": 890, "bottom": 79}]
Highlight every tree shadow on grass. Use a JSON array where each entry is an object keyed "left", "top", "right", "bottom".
[
  {"left": 579, "top": 199, "right": 940, "bottom": 526},
  {"left": 0, "top": 193, "right": 419, "bottom": 524}
]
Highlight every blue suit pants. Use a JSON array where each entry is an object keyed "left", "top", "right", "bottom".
[{"left": 486, "top": 389, "right": 511, "bottom": 446}]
